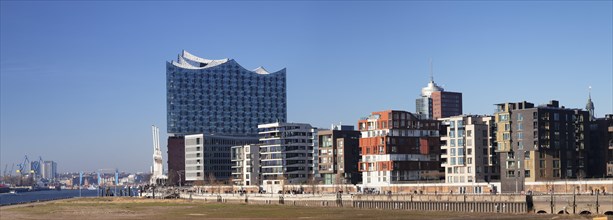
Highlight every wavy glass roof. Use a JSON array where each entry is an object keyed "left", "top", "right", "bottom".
[{"left": 170, "top": 50, "right": 278, "bottom": 75}]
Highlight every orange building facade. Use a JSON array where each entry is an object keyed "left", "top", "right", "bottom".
[{"left": 358, "top": 110, "right": 443, "bottom": 189}]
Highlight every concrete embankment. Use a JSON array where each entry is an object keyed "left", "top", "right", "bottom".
[{"left": 178, "top": 193, "right": 613, "bottom": 216}]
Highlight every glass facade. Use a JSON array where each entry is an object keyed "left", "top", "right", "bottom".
[{"left": 167, "top": 51, "right": 287, "bottom": 135}]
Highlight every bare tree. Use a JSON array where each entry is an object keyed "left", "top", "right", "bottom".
[
  {"left": 203, "top": 172, "right": 217, "bottom": 194},
  {"left": 307, "top": 175, "right": 319, "bottom": 195}
]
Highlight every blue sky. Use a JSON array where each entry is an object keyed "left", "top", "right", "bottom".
[{"left": 1, "top": 1, "right": 611, "bottom": 173}]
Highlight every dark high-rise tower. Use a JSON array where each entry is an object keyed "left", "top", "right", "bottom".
[{"left": 415, "top": 60, "right": 462, "bottom": 119}]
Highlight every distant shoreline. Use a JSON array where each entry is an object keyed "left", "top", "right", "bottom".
[{"left": 0, "top": 197, "right": 74, "bottom": 208}]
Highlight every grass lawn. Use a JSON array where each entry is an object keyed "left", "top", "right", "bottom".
[{"left": 0, "top": 197, "right": 597, "bottom": 219}]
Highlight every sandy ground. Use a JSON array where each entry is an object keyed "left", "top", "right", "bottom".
[{"left": 0, "top": 197, "right": 605, "bottom": 220}]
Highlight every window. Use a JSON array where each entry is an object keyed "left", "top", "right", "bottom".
[
  {"left": 450, "top": 139, "right": 456, "bottom": 147},
  {"left": 467, "top": 158, "right": 472, "bottom": 164},
  {"left": 518, "top": 141, "right": 524, "bottom": 150},
  {"left": 467, "top": 149, "right": 472, "bottom": 155},
  {"left": 467, "top": 167, "right": 472, "bottom": 173},
  {"left": 458, "top": 148, "right": 464, "bottom": 156},
  {"left": 517, "top": 123, "right": 523, "bottom": 131},
  {"left": 553, "top": 160, "right": 560, "bottom": 168},
  {"left": 503, "top": 133, "right": 510, "bottom": 140},
  {"left": 467, "top": 130, "right": 472, "bottom": 137},
  {"left": 517, "top": 113, "right": 523, "bottom": 121},
  {"left": 196, "top": 138, "right": 201, "bottom": 144},
  {"left": 504, "top": 124, "right": 511, "bottom": 131},
  {"left": 539, "top": 160, "right": 546, "bottom": 168},
  {"left": 450, "top": 148, "right": 456, "bottom": 156},
  {"left": 450, "top": 130, "right": 455, "bottom": 138},
  {"left": 524, "top": 170, "right": 531, "bottom": 177}
]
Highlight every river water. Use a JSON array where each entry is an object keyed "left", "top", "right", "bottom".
[{"left": 0, "top": 189, "right": 99, "bottom": 205}]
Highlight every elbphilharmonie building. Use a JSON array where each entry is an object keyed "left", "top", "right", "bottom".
[{"left": 166, "top": 50, "right": 287, "bottom": 136}]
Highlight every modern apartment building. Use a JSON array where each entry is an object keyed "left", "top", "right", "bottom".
[
  {"left": 358, "top": 110, "right": 442, "bottom": 188},
  {"left": 439, "top": 115, "right": 499, "bottom": 184},
  {"left": 585, "top": 92, "right": 613, "bottom": 177},
  {"left": 166, "top": 50, "right": 287, "bottom": 136},
  {"left": 258, "top": 122, "right": 316, "bottom": 185},
  {"left": 317, "top": 124, "right": 361, "bottom": 185},
  {"left": 495, "top": 100, "right": 591, "bottom": 193},
  {"left": 589, "top": 114, "right": 613, "bottom": 177},
  {"left": 42, "top": 161, "right": 57, "bottom": 180},
  {"left": 231, "top": 144, "right": 261, "bottom": 186},
  {"left": 184, "top": 134, "right": 258, "bottom": 183},
  {"left": 415, "top": 77, "right": 462, "bottom": 120}
]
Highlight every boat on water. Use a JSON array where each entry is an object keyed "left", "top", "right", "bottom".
[
  {"left": 8, "top": 190, "right": 17, "bottom": 194},
  {"left": 87, "top": 185, "right": 97, "bottom": 190},
  {"left": 0, "top": 184, "right": 9, "bottom": 193}
]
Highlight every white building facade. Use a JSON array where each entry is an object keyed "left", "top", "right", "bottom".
[
  {"left": 184, "top": 134, "right": 204, "bottom": 181},
  {"left": 231, "top": 144, "right": 260, "bottom": 186},
  {"left": 439, "top": 115, "right": 499, "bottom": 184}
]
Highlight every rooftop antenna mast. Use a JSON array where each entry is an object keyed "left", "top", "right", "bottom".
[
  {"left": 588, "top": 86, "right": 592, "bottom": 99},
  {"left": 429, "top": 58, "right": 434, "bottom": 83}
]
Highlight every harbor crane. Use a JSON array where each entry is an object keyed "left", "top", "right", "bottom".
[
  {"left": 16, "top": 155, "right": 31, "bottom": 175},
  {"left": 30, "top": 156, "right": 44, "bottom": 177}
]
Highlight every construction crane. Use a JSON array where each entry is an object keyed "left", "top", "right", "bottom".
[
  {"left": 3, "top": 164, "right": 8, "bottom": 177},
  {"left": 30, "top": 156, "right": 43, "bottom": 177},
  {"left": 16, "top": 155, "right": 30, "bottom": 175}
]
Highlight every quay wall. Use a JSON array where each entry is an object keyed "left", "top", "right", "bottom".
[{"left": 179, "top": 193, "right": 613, "bottom": 215}]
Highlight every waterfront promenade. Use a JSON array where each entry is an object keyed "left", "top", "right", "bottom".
[
  {"left": 173, "top": 191, "right": 613, "bottom": 215},
  {"left": 0, "top": 197, "right": 599, "bottom": 220}
]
